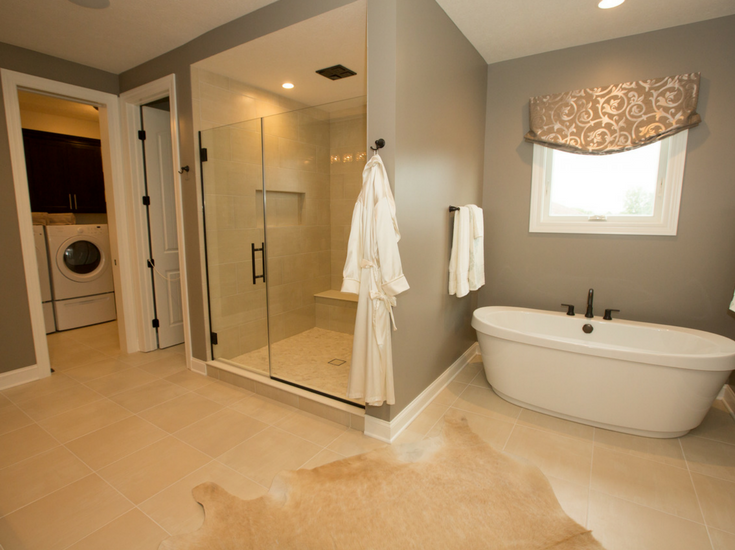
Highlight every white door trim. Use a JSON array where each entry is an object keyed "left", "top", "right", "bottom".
[
  {"left": 119, "top": 75, "right": 193, "bottom": 368},
  {"left": 1, "top": 68, "right": 137, "bottom": 387}
]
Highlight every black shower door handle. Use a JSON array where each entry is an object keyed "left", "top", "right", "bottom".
[{"left": 251, "top": 242, "right": 265, "bottom": 285}]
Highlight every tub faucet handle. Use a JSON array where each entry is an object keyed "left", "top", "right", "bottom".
[
  {"left": 603, "top": 309, "right": 620, "bottom": 321},
  {"left": 561, "top": 304, "right": 575, "bottom": 316}
]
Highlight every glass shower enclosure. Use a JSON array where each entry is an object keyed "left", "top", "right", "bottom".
[{"left": 200, "top": 96, "right": 367, "bottom": 405}]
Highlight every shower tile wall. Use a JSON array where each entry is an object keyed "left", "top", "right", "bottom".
[
  {"left": 263, "top": 110, "right": 332, "bottom": 345},
  {"left": 329, "top": 115, "right": 367, "bottom": 290}
]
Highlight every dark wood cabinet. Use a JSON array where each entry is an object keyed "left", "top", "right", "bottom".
[{"left": 22, "top": 129, "right": 107, "bottom": 214}]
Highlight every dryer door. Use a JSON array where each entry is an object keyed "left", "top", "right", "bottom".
[{"left": 57, "top": 237, "right": 107, "bottom": 283}]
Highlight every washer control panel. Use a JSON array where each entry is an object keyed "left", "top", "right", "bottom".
[{"left": 76, "top": 225, "right": 105, "bottom": 235}]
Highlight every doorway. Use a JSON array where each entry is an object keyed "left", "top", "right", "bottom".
[
  {"left": 119, "top": 74, "right": 192, "bottom": 367},
  {"left": 19, "top": 91, "right": 118, "bottom": 343},
  {"left": 1, "top": 69, "right": 190, "bottom": 389}
]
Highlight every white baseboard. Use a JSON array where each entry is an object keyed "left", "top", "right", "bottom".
[
  {"left": 190, "top": 357, "right": 207, "bottom": 375},
  {"left": 721, "top": 384, "right": 735, "bottom": 421},
  {"left": 0, "top": 365, "right": 40, "bottom": 391},
  {"left": 364, "top": 342, "right": 479, "bottom": 443}
]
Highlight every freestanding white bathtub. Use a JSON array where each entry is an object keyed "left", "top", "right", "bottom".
[{"left": 472, "top": 306, "right": 735, "bottom": 438}]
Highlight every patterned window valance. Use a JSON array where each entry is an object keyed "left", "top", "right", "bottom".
[{"left": 524, "top": 72, "right": 701, "bottom": 155}]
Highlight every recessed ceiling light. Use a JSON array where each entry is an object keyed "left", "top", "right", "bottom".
[
  {"left": 68, "top": 0, "right": 110, "bottom": 8},
  {"left": 282, "top": 83, "right": 294, "bottom": 89},
  {"left": 598, "top": 0, "right": 625, "bottom": 8}
]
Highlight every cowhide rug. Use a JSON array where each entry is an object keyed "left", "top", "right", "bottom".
[{"left": 160, "top": 415, "right": 605, "bottom": 549}]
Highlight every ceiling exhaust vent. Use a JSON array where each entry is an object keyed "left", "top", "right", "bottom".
[{"left": 316, "top": 64, "right": 357, "bottom": 81}]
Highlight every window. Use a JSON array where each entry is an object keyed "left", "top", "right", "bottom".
[{"left": 529, "top": 131, "right": 688, "bottom": 235}]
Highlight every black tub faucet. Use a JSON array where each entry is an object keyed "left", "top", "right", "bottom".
[{"left": 585, "top": 289, "right": 594, "bottom": 318}]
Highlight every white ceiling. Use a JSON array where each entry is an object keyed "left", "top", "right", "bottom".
[
  {"left": 194, "top": 1, "right": 366, "bottom": 107},
  {"left": 1, "top": 0, "right": 734, "bottom": 74},
  {"left": 0, "top": 0, "right": 279, "bottom": 73},
  {"left": 437, "top": 0, "right": 735, "bottom": 64}
]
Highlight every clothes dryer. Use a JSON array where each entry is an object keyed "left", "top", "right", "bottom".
[{"left": 46, "top": 224, "right": 116, "bottom": 330}]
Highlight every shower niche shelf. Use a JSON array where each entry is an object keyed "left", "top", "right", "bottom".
[{"left": 255, "top": 190, "right": 305, "bottom": 227}]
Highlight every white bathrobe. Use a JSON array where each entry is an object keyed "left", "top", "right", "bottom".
[{"left": 342, "top": 153, "right": 409, "bottom": 406}]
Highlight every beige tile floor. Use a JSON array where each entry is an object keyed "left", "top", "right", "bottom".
[
  {"left": 0, "top": 322, "right": 381, "bottom": 550},
  {"left": 1, "top": 323, "right": 734, "bottom": 550},
  {"left": 394, "top": 358, "right": 735, "bottom": 550}
]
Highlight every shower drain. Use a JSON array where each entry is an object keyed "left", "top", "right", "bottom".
[{"left": 328, "top": 359, "right": 346, "bottom": 366}]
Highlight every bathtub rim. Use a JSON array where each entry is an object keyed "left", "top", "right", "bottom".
[{"left": 472, "top": 306, "right": 735, "bottom": 372}]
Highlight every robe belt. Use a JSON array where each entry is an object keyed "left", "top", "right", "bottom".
[{"left": 360, "top": 259, "right": 398, "bottom": 343}]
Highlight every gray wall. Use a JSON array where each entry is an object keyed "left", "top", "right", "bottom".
[
  {"left": 0, "top": 43, "right": 118, "bottom": 374},
  {"left": 481, "top": 17, "right": 735, "bottom": 375},
  {"left": 368, "top": 0, "right": 487, "bottom": 420},
  {"left": 119, "top": 0, "right": 356, "bottom": 360}
]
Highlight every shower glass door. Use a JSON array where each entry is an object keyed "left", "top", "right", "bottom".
[
  {"left": 200, "top": 118, "right": 270, "bottom": 376},
  {"left": 201, "top": 96, "right": 366, "bottom": 404}
]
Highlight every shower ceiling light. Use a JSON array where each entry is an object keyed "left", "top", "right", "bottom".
[
  {"left": 67, "top": 0, "right": 110, "bottom": 8},
  {"left": 282, "top": 83, "right": 294, "bottom": 89},
  {"left": 598, "top": 0, "right": 625, "bottom": 8}
]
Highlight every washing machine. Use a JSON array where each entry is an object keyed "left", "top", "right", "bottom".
[
  {"left": 45, "top": 224, "right": 116, "bottom": 330},
  {"left": 33, "top": 225, "right": 56, "bottom": 333}
]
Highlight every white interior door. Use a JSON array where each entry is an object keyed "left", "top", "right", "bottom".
[{"left": 141, "top": 105, "right": 184, "bottom": 349}]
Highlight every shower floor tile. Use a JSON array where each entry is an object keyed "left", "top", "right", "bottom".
[{"left": 227, "top": 327, "right": 360, "bottom": 404}]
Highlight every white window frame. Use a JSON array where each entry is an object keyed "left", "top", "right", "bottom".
[{"left": 529, "top": 131, "right": 689, "bottom": 236}]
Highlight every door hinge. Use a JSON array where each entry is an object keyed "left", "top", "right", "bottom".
[
  {"left": 138, "top": 130, "right": 146, "bottom": 141},
  {"left": 152, "top": 318, "right": 159, "bottom": 328},
  {"left": 200, "top": 148, "right": 208, "bottom": 162},
  {"left": 142, "top": 195, "right": 150, "bottom": 206},
  {"left": 210, "top": 332, "right": 218, "bottom": 346},
  {"left": 147, "top": 258, "right": 155, "bottom": 268}
]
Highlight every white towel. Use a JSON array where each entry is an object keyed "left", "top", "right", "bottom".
[
  {"left": 448, "top": 207, "right": 470, "bottom": 297},
  {"left": 730, "top": 290, "right": 735, "bottom": 312},
  {"left": 467, "top": 205, "right": 485, "bottom": 291}
]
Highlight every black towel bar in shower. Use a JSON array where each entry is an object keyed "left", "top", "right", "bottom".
[{"left": 449, "top": 206, "right": 460, "bottom": 212}]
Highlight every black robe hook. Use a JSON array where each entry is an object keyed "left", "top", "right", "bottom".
[{"left": 370, "top": 138, "right": 385, "bottom": 152}]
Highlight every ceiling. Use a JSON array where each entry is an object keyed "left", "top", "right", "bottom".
[
  {"left": 1, "top": 0, "right": 734, "bottom": 74},
  {"left": 0, "top": 0, "right": 279, "bottom": 74},
  {"left": 194, "top": 1, "right": 366, "bottom": 107},
  {"left": 438, "top": 0, "right": 735, "bottom": 64}
]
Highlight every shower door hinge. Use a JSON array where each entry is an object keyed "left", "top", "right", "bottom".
[
  {"left": 138, "top": 130, "right": 146, "bottom": 141},
  {"left": 210, "top": 332, "right": 218, "bottom": 346},
  {"left": 152, "top": 318, "right": 159, "bottom": 328},
  {"left": 142, "top": 195, "right": 150, "bottom": 206},
  {"left": 200, "top": 148, "right": 208, "bottom": 162}
]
